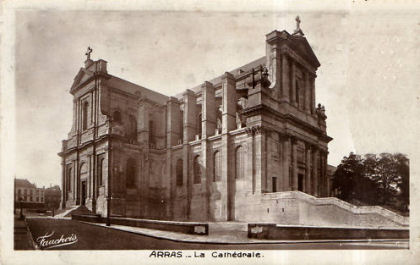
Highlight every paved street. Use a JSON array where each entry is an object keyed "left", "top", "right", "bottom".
[{"left": 24, "top": 218, "right": 408, "bottom": 250}]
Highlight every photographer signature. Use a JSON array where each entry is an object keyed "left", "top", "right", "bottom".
[{"left": 36, "top": 231, "right": 78, "bottom": 249}]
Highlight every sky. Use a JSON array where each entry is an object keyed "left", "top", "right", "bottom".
[{"left": 12, "top": 7, "right": 420, "bottom": 187}]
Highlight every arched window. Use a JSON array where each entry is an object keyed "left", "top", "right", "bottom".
[
  {"left": 79, "top": 163, "right": 88, "bottom": 176},
  {"left": 176, "top": 159, "right": 183, "bottom": 186},
  {"left": 235, "top": 146, "right": 245, "bottom": 179},
  {"left": 113, "top": 110, "right": 121, "bottom": 123},
  {"left": 213, "top": 151, "right": 221, "bottom": 182},
  {"left": 126, "top": 158, "right": 137, "bottom": 188},
  {"left": 129, "top": 115, "right": 137, "bottom": 143},
  {"left": 82, "top": 101, "right": 89, "bottom": 130},
  {"left": 193, "top": 156, "right": 201, "bottom": 184}
]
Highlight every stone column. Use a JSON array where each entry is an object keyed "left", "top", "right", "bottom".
[
  {"left": 322, "top": 151, "right": 328, "bottom": 197},
  {"left": 313, "top": 147, "right": 319, "bottom": 197},
  {"left": 137, "top": 102, "right": 150, "bottom": 145},
  {"left": 304, "top": 72, "right": 311, "bottom": 114},
  {"left": 246, "top": 130, "right": 255, "bottom": 193},
  {"left": 292, "top": 138, "right": 298, "bottom": 190},
  {"left": 305, "top": 144, "right": 311, "bottom": 193},
  {"left": 220, "top": 131, "right": 230, "bottom": 221},
  {"left": 222, "top": 72, "right": 236, "bottom": 133},
  {"left": 310, "top": 75, "right": 316, "bottom": 114},
  {"left": 61, "top": 157, "right": 66, "bottom": 209},
  {"left": 201, "top": 82, "right": 215, "bottom": 220},
  {"left": 290, "top": 61, "right": 296, "bottom": 106},
  {"left": 166, "top": 97, "right": 181, "bottom": 147},
  {"left": 183, "top": 89, "right": 197, "bottom": 143},
  {"left": 182, "top": 90, "right": 196, "bottom": 219},
  {"left": 166, "top": 97, "right": 180, "bottom": 218},
  {"left": 281, "top": 135, "right": 291, "bottom": 191},
  {"left": 221, "top": 72, "right": 236, "bottom": 220},
  {"left": 281, "top": 55, "right": 290, "bottom": 102},
  {"left": 201, "top": 81, "right": 216, "bottom": 139},
  {"left": 253, "top": 127, "right": 264, "bottom": 194}
]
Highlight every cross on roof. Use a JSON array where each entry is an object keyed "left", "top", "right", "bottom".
[
  {"left": 85, "top": 46, "right": 93, "bottom": 60},
  {"left": 293, "top": 16, "right": 304, "bottom": 36},
  {"left": 296, "top": 16, "right": 301, "bottom": 30}
]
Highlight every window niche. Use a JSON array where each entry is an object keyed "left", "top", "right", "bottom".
[
  {"left": 193, "top": 156, "right": 201, "bottom": 184},
  {"left": 126, "top": 158, "right": 137, "bottom": 188},
  {"left": 176, "top": 159, "right": 183, "bottom": 186},
  {"left": 82, "top": 101, "right": 89, "bottom": 130},
  {"left": 213, "top": 151, "right": 221, "bottom": 182}
]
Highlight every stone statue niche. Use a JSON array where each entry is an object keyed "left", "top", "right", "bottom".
[{"left": 236, "top": 97, "right": 247, "bottom": 129}]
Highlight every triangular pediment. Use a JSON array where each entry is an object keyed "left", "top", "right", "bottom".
[
  {"left": 289, "top": 35, "right": 320, "bottom": 68},
  {"left": 70, "top": 68, "right": 94, "bottom": 93},
  {"left": 266, "top": 30, "right": 321, "bottom": 68}
]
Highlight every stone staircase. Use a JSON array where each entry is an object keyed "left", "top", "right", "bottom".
[{"left": 54, "top": 205, "right": 94, "bottom": 218}]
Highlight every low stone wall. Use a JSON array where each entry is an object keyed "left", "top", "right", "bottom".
[
  {"left": 248, "top": 224, "right": 409, "bottom": 240},
  {"left": 235, "top": 191, "right": 409, "bottom": 228},
  {"left": 71, "top": 214, "right": 208, "bottom": 235}
]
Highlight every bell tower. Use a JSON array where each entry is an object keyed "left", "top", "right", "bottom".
[{"left": 265, "top": 16, "right": 320, "bottom": 114}]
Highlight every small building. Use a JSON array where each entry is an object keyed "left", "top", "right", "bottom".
[
  {"left": 44, "top": 185, "right": 62, "bottom": 209},
  {"left": 14, "top": 179, "right": 45, "bottom": 208}
]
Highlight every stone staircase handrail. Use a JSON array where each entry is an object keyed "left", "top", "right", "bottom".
[{"left": 262, "top": 191, "right": 408, "bottom": 226}]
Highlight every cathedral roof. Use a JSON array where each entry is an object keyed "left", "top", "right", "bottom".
[{"left": 175, "top": 56, "right": 266, "bottom": 99}]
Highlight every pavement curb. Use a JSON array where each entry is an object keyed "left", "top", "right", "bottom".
[
  {"left": 24, "top": 217, "right": 40, "bottom": 250},
  {"left": 79, "top": 221, "right": 409, "bottom": 246}
]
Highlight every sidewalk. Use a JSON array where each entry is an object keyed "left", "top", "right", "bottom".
[
  {"left": 14, "top": 215, "right": 35, "bottom": 250},
  {"left": 80, "top": 221, "right": 409, "bottom": 245}
]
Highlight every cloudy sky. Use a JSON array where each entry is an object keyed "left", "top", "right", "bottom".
[{"left": 10, "top": 4, "right": 420, "bottom": 187}]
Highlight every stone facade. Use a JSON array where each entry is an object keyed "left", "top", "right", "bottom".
[{"left": 59, "top": 26, "right": 334, "bottom": 222}]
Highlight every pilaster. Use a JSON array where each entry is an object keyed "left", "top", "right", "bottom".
[
  {"left": 281, "top": 135, "right": 291, "bottom": 191},
  {"left": 201, "top": 81, "right": 216, "bottom": 139},
  {"left": 222, "top": 72, "right": 236, "bottom": 133},
  {"left": 305, "top": 144, "right": 311, "bottom": 193},
  {"left": 166, "top": 97, "right": 181, "bottom": 147},
  {"left": 313, "top": 147, "right": 320, "bottom": 197},
  {"left": 281, "top": 55, "right": 290, "bottom": 102},
  {"left": 292, "top": 137, "right": 298, "bottom": 190},
  {"left": 290, "top": 61, "right": 296, "bottom": 106},
  {"left": 183, "top": 89, "right": 197, "bottom": 142},
  {"left": 304, "top": 72, "right": 311, "bottom": 114}
]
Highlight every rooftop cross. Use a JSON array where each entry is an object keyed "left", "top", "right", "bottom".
[
  {"left": 293, "top": 16, "right": 304, "bottom": 36},
  {"left": 85, "top": 46, "right": 93, "bottom": 60},
  {"left": 296, "top": 16, "right": 301, "bottom": 30}
]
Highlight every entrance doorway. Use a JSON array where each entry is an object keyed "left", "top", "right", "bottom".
[
  {"left": 298, "top": 174, "right": 304, "bottom": 192},
  {"left": 81, "top": 181, "right": 87, "bottom": 206}
]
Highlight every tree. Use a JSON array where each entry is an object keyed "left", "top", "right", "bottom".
[{"left": 332, "top": 152, "right": 409, "bottom": 214}]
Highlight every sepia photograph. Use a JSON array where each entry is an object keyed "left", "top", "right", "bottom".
[{"left": 1, "top": 0, "right": 419, "bottom": 264}]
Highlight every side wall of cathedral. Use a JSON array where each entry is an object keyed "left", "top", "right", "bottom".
[{"left": 60, "top": 29, "right": 332, "bottom": 223}]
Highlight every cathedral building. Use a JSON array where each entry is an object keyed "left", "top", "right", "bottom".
[{"left": 59, "top": 20, "right": 334, "bottom": 222}]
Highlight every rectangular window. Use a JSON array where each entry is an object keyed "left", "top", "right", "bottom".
[
  {"left": 82, "top": 101, "right": 89, "bottom": 130},
  {"left": 272, "top": 177, "right": 277, "bottom": 192}
]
